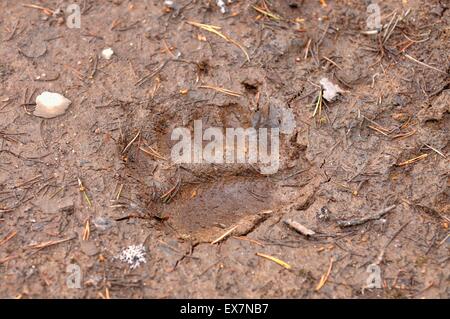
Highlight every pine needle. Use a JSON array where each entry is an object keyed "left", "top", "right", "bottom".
[
  {"left": 397, "top": 153, "right": 428, "bottom": 166},
  {"left": 256, "top": 252, "right": 292, "bottom": 270},
  {"left": 252, "top": 5, "right": 282, "bottom": 21},
  {"left": 187, "top": 21, "right": 250, "bottom": 62},
  {"left": 199, "top": 85, "right": 242, "bottom": 97},
  {"left": 211, "top": 225, "right": 239, "bottom": 244},
  {"left": 315, "top": 257, "right": 333, "bottom": 291}
]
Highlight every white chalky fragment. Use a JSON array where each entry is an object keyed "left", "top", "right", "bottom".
[
  {"left": 101, "top": 47, "right": 114, "bottom": 60},
  {"left": 34, "top": 91, "right": 71, "bottom": 118},
  {"left": 164, "top": 0, "right": 174, "bottom": 7},
  {"left": 217, "top": 0, "right": 227, "bottom": 13},
  {"left": 319, "top": 77, "right": 345, "bottom": 102}
]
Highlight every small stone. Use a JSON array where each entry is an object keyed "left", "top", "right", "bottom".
[
  {"left": 84, "top": 274, "right": 102, "bottom": 287},
  {"left": 320, "top": 77, "right": 345, "bottom": 102},
  {"left": 163, "top": 0, "right": 175, "bottom": 8},
  {"left": 393, "top": 94, "right": 407, "bottom": 107},
  {"left": 58, "top": 198, "right": 74, "bottom": 215},
  {"left": 216, "top": 0, "right": 227, "bottom": 14},
  {"left": 335, "top": 67, "right": 362, "bottom": 85},
  {"left": 34, "top": 91, "right": 71, "bottom": 118},
  {"left": 392, "top": 113, "right": 409, "bottom": 122},
  {"left": 80, "top": 240, "right": 99, "bottom": 256},
  {"left": 289, "top": 38, "right": 305, "bottom": 51},
  {"left": 431, "top": 4, "right": 444, "bottom": 16},
  {"left": 295, "top": 131, "right": 308, "bottom": 151},
  {"left": 101, "top": 47, "right": 114, "bottom": 60},
  {"left": 93, "top": 216, "right": 113, "bottom": 231},
  {"left": 417, "top": 90, "right": 450, "bottom": 123},
  {"left": 33, "top": 197, "right": 74, "bottom": 215},
  {"left": 316, "top": 206, "right": 331, "bottom": 221}
]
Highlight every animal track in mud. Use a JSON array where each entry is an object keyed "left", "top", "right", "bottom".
[
  {"left": 158, "top": 175, "right": 299, "bottom": 243},
  {"left": 134, "top": 170, "right": 316, "bottom": 242}
]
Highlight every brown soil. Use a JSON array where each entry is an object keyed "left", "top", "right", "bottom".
[{"left": 0, "top": 0, "right": 449, "bottom": 298}]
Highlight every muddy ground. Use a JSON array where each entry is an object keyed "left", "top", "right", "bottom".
[{"left": 0, "top": 0, "right": 449, "bottom": 298}]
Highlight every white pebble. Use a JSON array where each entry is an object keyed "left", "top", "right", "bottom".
[
  {"left": 101, "top": 47, "right": 114, "bottom": 60},
  {"left": 320, "top": 77, "right": 345, "bottom": 102},
  {"left": 34, "top": 91, "right": 71, "bottom": 119}
]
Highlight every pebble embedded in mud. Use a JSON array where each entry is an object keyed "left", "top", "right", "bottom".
[
  {"left": 80, "top": 240, "right": 99, "bottom": 256},
  {"left": 93, "top": 216, "right": 114, "bottom": 231},
  {"left": 33, "top": 91, "right": 71, "bottom": 118},
  {"left": 316, "top": 206, "right": 331, "bottom": 221}
]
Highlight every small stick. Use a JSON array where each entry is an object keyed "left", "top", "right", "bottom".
[
  {"left": 316, "top": 257, "right": 334, "bottom": 291},
  {"left": 0, "top": 255, "right": 18, "bottom": 264},
  {"left": 78, "top": 178, "right": 92, "bottom": 207},
  {"left": 232, "top": 236, "right": 265, "bottom": 247},
  {"left": 337, "top": 205, "right": 396, "bottom": 228},
  {"left": 211, "top": 225, "right": 238, "bottom": 245},
  {"left": 403, "top": 53, "right": 447, "bottom": 75},
  {"left": 284, "top": 219, "right": 316, "bottom": 237},
  {"left": 368, "top": 125, "right": 390, "bottom": 136},
  {"left": 89, "top": 55, "right": 98, "bottom": 79},
  {"left": 139, "top": 146, "right": 167, "bottom": 161},
  {"left": 187, "top": 21, "right": 249, "bottom": 62},
  {"left": 375, "top": 221, "right": 410, "bottom": 265},
  {"left": 5, "top": 21, "right": 20, "bottom": 41},
  {"left": 134, "top": 60, "right": 169, "bottom": 87},
  {"left": 27, "top": 237, "right": 75, "bottom": 249},
  {"left": 22, "top": 3, "right": 54, "bottom": 15},
  {"left": 312, "top": 87, "right": 323, "bottom": 119},
  {"left": 100, "top": 287, "right": 111, "bottom": 299},
  {"left": 0, "top": 231, "right": 17, "bottom": 247},
  {"left": 391, "top": 130, "right": 416, "bottom": 140},
  {"left": 15, "top": 174, "right": 42, "bottom": 188},
  {"left": 199, "top": 85, "right": 242, "bottom": 97},
  {"left": 252, "top": 5, "right": 282, "bottom": 21},
  {"left": 115, "top": 183, "right": 123, "bottom": 201},
  {"left": 362, "top": 115, "right": 391, "bottom": 132},
  {"left": 438, "top": 234, "right": 449, "bottom": 246},
  {"left": 64, "top": 64, "right": 85, "bottom": 81},
  {"left": 424, "top": 144, "right": 446, "bottom": 158},
  {"left": 160, "top": 180, "right": 181, "bottom": 203},
  {"left": 49, "top": 186, "right": 64, "bottom": 199},
  {"left": 82, "top": 218, "right": 90, "bottom": 241},
  {"left": 304, "top": 38, "right": 311, "bottom": 60},
  {"left": 162, "top": 39, "right": 176, "bottom": 58},
  {"left": 397, "top": 153, "right": 428, "bottom": 166},
  {"left": 322, "top": 56, "right": 341, "bottom": 69},
  {"left": 122, "top": 130, "right": 140, "bottom": 154},
  {"left": 383, "top": 13, "right": 400, "bottom": 44}
]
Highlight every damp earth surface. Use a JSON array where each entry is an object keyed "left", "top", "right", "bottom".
[{"left": 0, "top": 0, "right": 449, "bottom": 298}]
